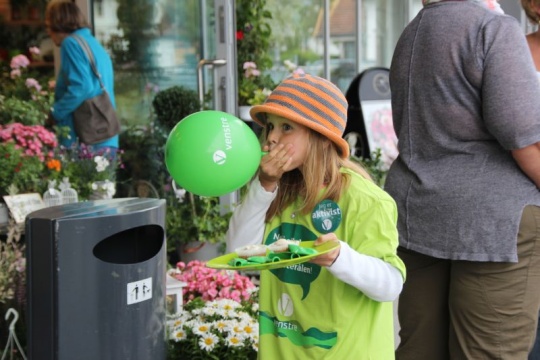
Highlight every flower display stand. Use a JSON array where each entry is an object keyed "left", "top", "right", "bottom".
[{"left": 180, "top": 241, "right": 222, "bottom": 263}]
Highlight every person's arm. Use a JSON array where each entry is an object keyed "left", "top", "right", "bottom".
[
  {"left": 51, "top": 37, "right": 94, "bottom": 126},
  {"left": 225, "top": 177, "right": 277, "bottom": 253},
  {"left": 512, "top": 142, "right": 540, "bottom": 188},
  {"left": 311, "top": 196, "right": 405, "bottom": 302},
  {"left": 311, "top": 233, "right": 403, "bottom": 302},
  {"left": 482, "top": 17, "right": 540, "bottom": 151},
  {"left": 328, "top": 242, "right": 403, "bottom": 302}
]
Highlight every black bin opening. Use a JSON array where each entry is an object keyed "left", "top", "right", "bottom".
[{"left": 93, "top": 224, "right": 164, "bottom": 264}]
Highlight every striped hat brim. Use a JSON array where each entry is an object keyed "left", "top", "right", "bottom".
[
  {"left": 250, "top": 74, "right": 350, "bottom": 158},
  {"left": 250, "top": 103, "right": 350, "bottom": 158}
]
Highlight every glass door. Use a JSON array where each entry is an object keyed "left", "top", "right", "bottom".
[{"left": 89, "top": 0, "right": 236, "bottom": 126}]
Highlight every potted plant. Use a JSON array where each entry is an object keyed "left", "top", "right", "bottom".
[
  {"left": 44, "top": 143, "right": 123, "bottom": 201},
  {"left": 165, "top": 186, "right": 232, "bottom": 263},
  {"left": 0, "top": 123, "right": 57, "bottom": 197},
  {"left": 0, "top": 50, "right": 54, "bottom": 126},
  {"left": 166, "top": 260, "right": 259, "bottom": 359},
  {"left": 151, "top": 86, "right": 201, "bottom": 133}
]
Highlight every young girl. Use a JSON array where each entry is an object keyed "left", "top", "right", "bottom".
[{"left": 226, "top": 74, "right": 406, "bottom": 359}]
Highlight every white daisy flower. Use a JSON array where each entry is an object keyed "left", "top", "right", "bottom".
[
  {"left": 230, "top": 322, "right": 245, "bottom": 337},
  {"left": 171, "top": 328, "right": 186, "bottom": 341},
  {"left": 238, "top": 312, "right": 253, "bottom": 322},
  {"left": 213, "top": 319, "right": 228, "bottom": 333},
  {"left": 199, "top": 333, "right": 219, "bottom": 352},
  {"left": 193, "top": 322, "right": 212, "bottom": 336},
  {"left": 202, "top": 306, "right": 217, "bottom": 317},
  {"left": 215, "top": 298, "right": 240, "bottom": 310},
  {"left": 242, "top": 320, "right": 257, "bottom": 336},
  {"left": 226, "top": 333, "right": 244, "bottom": 348},
  {"left": 217, "top": 308, "right": 238, "bottom": 319}
]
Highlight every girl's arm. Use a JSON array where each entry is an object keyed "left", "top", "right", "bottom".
[
  {"left": 225, "top": 177, "right": 277, "bottom": 253},
  {"left": 312, "top": 193, "right": 405, "bottom": 302},
  {"left": 327, "top": 242, "right": 403, "bottom": 302}
]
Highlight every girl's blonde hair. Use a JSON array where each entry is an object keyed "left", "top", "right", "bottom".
[
  {"left": 521, "top": 0, "right": 540, "bottom": 23},
  {"left": 263, "top": 129, "right": 371, "bottom": 222}
]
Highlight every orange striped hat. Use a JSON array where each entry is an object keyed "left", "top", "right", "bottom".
[{"left": 250, "top": 74, "right": 350, "bottom": 158}]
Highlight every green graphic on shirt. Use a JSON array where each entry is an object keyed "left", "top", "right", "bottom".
[
  {"left": 265, "top": 223, "right": 317, "bottom": 244},
  {"left": 311, "top": 199, "right": 342, "bottom": 233},
  {"left": 260, "top": 311, "right": 337, "bottom": 350},
  {"left": 266, "top": 224, "right": 320, "bottom": 299}
]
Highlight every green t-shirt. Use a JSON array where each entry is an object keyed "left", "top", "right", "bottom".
[{"left": 258, "top": 168, "right": 405, "bottom": 359}]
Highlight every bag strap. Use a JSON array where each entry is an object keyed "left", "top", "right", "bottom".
[{"left": 71, "top": 34, "right": 106, "bottom": 91}]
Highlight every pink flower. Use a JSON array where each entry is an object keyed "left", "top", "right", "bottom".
[
  {"left": 10, "top": 54, "right": 30, "bottom": 69},
  {"left": 0, "top": 124, "right": 57, "bottom": 162},
  {"left": 230, "top": 290, "right": 241, "bottom": 302},
  {"left": 243, "top": 61, "right": 257, "bottom": 70},
  {"left": 244, "top": 68, "right": 260, "bottom": 78},
  {"left": 48, "top": 80, "right": 56, "bottom": 89},
  {"left": 174, "top": 260, "right": 256, "bottom": 304},
  {"left": 25, "top": 78, "right": 42, "bottom": 92},
  {"left": 29, "top": 47, "right": 40, "bottom": 55},
  {"left": 243, "top": 61, "right": 261, "bottom": 78},
  {"left": 10, "top": 69, "right": 21, "bottom": 79},
  {"left": 207, "top": 288, "right": 218, "bottom": 299}
]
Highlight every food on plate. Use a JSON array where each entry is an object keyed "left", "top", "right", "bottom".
[
  {"left": 289, "top": 244, "right": 318, "bottom": 258},
  {"left": 246, "top": 256, "right": 271, "bottom": 264},
  {"left": 234, "top": 244, "right": 268, "bottom": 258},
  {"left": 268, "top": 252, "right": 293, "bottom": 262},
  {"left": 267, "top": 238, "right": 300, "bottom": 253},
  {"left": 228, "top": 255, "right": 270, "bottom": 267},
  {"left": 229, "top": 258, "right": 249, "bottom": 267}
]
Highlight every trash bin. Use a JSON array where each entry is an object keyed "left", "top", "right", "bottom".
[{"left": 25, "top": 198, "right": 167, "bottom": 360}]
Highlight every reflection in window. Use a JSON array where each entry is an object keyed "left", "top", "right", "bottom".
[
  {"left": 92, "top": 0, "right": 423, "bottom": 126},
  {"left": 93, "top": 0, "right": 203, "bottom": 126},
  {"left": 265, "top": 0, "right": 421, "bottom": 92}
]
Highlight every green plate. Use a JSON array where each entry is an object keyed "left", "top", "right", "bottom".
[{"left": 206, "top": 240, "right": 339, "bottom": 271}]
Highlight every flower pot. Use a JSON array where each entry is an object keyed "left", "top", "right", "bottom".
[
  {"left": 180, "top": 241, "right": 223, "bottom": 263},
  {"left": 238, "top": 105, "right": 253, "bottom": 122},
  {"left": 89, "top": 181, "right": 116, "bottom": 200}
]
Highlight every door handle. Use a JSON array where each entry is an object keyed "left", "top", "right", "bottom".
[{"left": 197, "top": 59, "right": 227, "bottom": 110}]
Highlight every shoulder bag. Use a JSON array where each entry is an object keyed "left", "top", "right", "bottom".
[{"left": 70, "top": 34, "right": 120, "bottom": 144}]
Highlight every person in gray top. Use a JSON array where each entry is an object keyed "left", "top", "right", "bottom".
[{"left": 385, "top": 0, "right": 540, "bottom": 358}]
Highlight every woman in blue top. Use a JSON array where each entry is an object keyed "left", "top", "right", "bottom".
[{"left": 45, "top": 0, "right": 118, "bottom": 154}]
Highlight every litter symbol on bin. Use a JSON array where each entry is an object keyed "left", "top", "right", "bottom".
[{"left": 127, "top": 277, "right": 152, "bottom": 305}]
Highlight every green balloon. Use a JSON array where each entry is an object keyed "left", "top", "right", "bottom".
[{"left": 165, "top": 110, "right": 261, "bottom": 197}]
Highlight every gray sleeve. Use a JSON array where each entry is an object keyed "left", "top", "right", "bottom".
[{"left": 481, "top": 16, "right": 540, "bottom": 150}]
